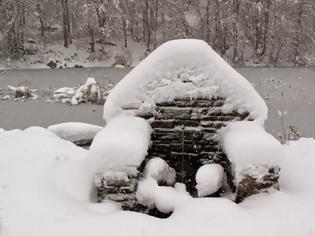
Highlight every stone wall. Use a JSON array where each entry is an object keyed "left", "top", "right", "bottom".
[
  {"left": 138, "top": 97, "right": 251, "bottom": 195},
  {"left": 95, "top": 96, "right": 280, "bottom": 213}
]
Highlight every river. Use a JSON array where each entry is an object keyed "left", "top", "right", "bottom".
[{"left": 0, "top": 67, "right": 314, "bottom": 138}]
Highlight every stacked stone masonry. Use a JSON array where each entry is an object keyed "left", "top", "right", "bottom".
[
  {"left": 96, "top": 96, "right": 279, "bottom": 213},
  {"left": 139, "top": 97, "right": 251, "bottom": 195}
]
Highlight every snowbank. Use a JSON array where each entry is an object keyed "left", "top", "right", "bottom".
[
  {"left": 103, "top": 39, "right": 267, "bottom": 124},
  {"left": 0, "top": 127, "right": 97, "bottom": 236},
  {"left": 195, "top": 164, "right": 224, "bottom": 197},
  {"left": 1, "top": 128, "right": 315, "bottom": 236},
  {"left": 89, "top": 116, "right": 152, "bottom": 174},
  {"left": 220, "top": 121, "right": 284, "bottom": 171},
  {"left": 47, "top": 122, "right": 103, "bottom": 142}
]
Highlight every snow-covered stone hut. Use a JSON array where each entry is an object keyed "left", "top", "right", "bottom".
[{"left": 90, "top": 39, "right": 283, "bottom": 214}]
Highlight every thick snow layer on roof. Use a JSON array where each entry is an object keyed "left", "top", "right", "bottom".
[
  {"left": 104, "top": 39, "right": 267, "bottom": 124},
  {"left": 89, "top": 115, "right": 152, "bottom": 174},
  {"left": 47, "top": 122, "right": 102, "bottom": 142},
  {"left": 220, "top": 121, "right": 284, "bottom": 170},
  {"left": 1, "top": 128, "right": 315, "bottom": 235}
]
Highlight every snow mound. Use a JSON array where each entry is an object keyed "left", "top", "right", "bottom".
[
  {"left": 144, "top": 157, "right": 176, "bottom": 185},
  {"left": 136, "top": 177, "right": 191, "bottom": 213},
  {"left": 47, "top": 122, "right": 103, "bottom": 142},
  {"left": 196, "top": 164, "right": 224, "bottom": 197},
  {"left": 103, "top": 39, "right": 267, "bottom": 124},
  {"left": 137, "top": 159, "right": 191, "bottom": 213},
  {"left": 220, "top": 121, "right": 284, "bottom": 171},
  {"left": 89, "top": 116, "right": 152, "bottom": 175},
  {"left": 0, "top": 127, "right": 96, "bottom": 235}
]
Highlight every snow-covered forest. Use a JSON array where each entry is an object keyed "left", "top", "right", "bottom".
[{"left": 0, "top": 0, "right": 315, "bottom": 67}]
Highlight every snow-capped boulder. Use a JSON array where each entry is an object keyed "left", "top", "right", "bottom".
[
  {"left": 220, "top": 121, "right": 284, "bottom": 202},
  {"left": 47, "top": 122, "right": 103, "bottom": 146},
  {"left": 195, "top": 164, "right": 224, "bottom": 197},
  {"left": 220, "top": 121, "right": 284, "bottom": 170},
  {"left": 89, "top": 115, "right": 152, "bottom": 209},
  {"left": 8, "top": 85, "right": 32, "bottom": 98},
  {"left": 90, "top": 115, "right": 152, "bottom": 174}
]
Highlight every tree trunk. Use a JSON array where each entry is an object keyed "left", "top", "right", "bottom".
[
  {"left": 89, "top": 26, "right": 95, "bottom": 53},
  {"left": 61, "top": 0, "right": 70, "bottom": 48},
  {"left": 206, "top": 0, "right": 210, "bottom": 44},
  {"left": 36, "top": 1, "right": 45, "bottom": 37},
  {"left": 292, "top": 1, "right": 304, "bottom": 65},
  {"left": 123, "top": 17, "right": 128, "bottom": 48},
  {"left": 7, "top": 0, "right": 25, "bottom": 57},
  {"left": 154, "top": 0, "right": 158, "bottom": 48},
  {"left": 232, "top": 0, "right": 240, "bottom": 64},
  {"left": 261, "top": 0, "right": 271, "bottom": 56}
]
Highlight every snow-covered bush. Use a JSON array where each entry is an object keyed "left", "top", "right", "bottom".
[
  {"left": 114, "top": 54, "right": 130, "bottom": 67},
  {"left": 71, "top": 77, "right": 104, "bottom": 105}
]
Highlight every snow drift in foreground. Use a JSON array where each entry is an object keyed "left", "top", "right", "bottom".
[
  {"left": 103, "top": 39, "right": 267, "bottom": 124},
  {"left": 1, "top": 128, "right": 315, "bottom": 236},
  {"left": 47, "top": 122, "right": 103, "bottom": 142}
]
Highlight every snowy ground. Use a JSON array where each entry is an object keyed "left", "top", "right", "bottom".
[
  {"left": 0, "top": 39, "right": 146, "bottom": 70},
  {"left": 0, "top": 127, "right": 315, "bottom": 236},
  {"left": 0, "top": 67, "right": 314, "bottom": 138}
]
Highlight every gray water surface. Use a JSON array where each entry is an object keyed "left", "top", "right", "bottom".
[{"left": 0, "top": 67, "right": 314, "bottom": 138}]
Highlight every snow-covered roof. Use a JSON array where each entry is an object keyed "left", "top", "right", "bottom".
[{"left": 103, "top": 39, "right": 268, "bottom": 124}]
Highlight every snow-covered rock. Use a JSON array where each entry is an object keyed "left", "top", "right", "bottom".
[
  {"left": 89, "top": 115, "right": 152, "bottom": 175},
  {"left": 195, "top": 164, "right": 224, "bottom": 197},
  {"left": 220, "top": 121, "right": 284, "bottom": 201},
  {"left": 8, "top": 85, "right": 32, "bottom": 98},
  {"left": 54, "top": 87, "right": 76, "bottom": 97},
  {"left": 103, "top": 39, "right": 267, "bottom": 124},
  {"left": 220, "top": 121, "right": 284, "bottom": 172},
  {"left": 47, "top": 122, "right": 103, "bottom": 143}
]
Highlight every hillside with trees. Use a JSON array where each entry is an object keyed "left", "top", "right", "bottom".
[{"left": 0, "top": 0, "right": 314, "bottom": 68}]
